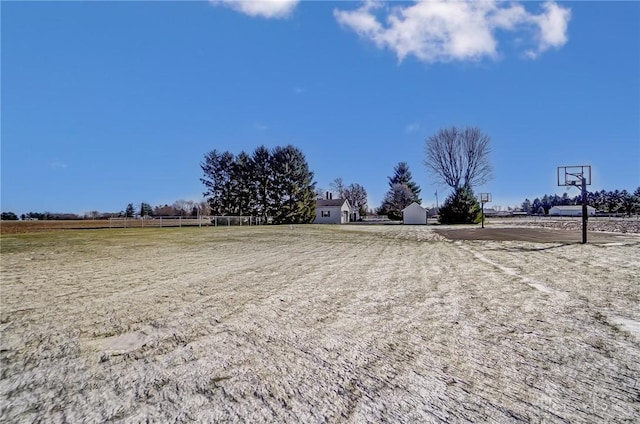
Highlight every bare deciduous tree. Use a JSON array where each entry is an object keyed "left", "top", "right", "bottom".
[
  {"left": 424, "top": 126, "right": 492, "bottom": 190},
  {"left": 330, "top": 178, "right": 346, "bottom": 198},
  {"left": 344, "top": 183, "right": 368, "bottom": 216}
]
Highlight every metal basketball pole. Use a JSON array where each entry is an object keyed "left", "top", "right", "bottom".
[{"left": 582, "top": 178, "right": 588, "bottom": 244}]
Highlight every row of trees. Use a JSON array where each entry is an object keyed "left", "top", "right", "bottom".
[
  {"left": 521, "top": 188, "right": 640, "bottom": 216},
  {"left": 122, "top": 200, "right": 208, "bottom": 218},
  {"left": 201, "top": 145, "right": 316, "bottom": 224}
]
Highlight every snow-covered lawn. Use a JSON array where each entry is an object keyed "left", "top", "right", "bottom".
[{"left": 1, "top": 225, "right": 638, "bottom": 422}]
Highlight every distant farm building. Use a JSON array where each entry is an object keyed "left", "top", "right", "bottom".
[
  {"left": 549, "top": 205, "right": 596, "bottom": 216},
  {"left": 402, "top": 202, "right": 428, "bottom": 225},
  {"left": 314, "top": 197, "right": 353, "bottom": 224}
]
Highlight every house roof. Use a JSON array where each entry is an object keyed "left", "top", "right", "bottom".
[{"left": 316, "top": 199, "right": 349, "bottom": 207}]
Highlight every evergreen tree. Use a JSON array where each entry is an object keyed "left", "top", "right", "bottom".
[
  {"left": 380, "top": 184, "right": 414, "bottom": 220},
  {"left": 230, "top": 151, "right": 254, "bottom": 216},
  {"left": 252, "top": 145, "right": 272, "bottom": 220},
  {"left": 270, "top": 145, "right": 316, "bottom": 224},
  {"left": 619, "top": 189, "right": 635, "bottom": 216},
  {"left": 1, "top": 212, "right": 18, "bottom": 220},
  {"left": 389, "top": 162, "right": 421, "bottom": 203},
  {"left": 140, "top": 202, "right": 153, "bottom": 217},
  {"left": 125, "top": 203, "right": 135, "bottom": 218},
  {"left": 438, "top": 187, "right": 481, "bottom": 224},
  {"left": 201, "top": 150, "right": 235, "bottom": 215},
  {"left": 633, "top": 187, "right": 640, "bottom": 215}
]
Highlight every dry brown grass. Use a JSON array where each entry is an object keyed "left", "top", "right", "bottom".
[
  {"left": 1, "top": 225, "right": 639, "bottom": 422},
  {"left": 0, "top": 219, "right": 210, "bottom": 235}
]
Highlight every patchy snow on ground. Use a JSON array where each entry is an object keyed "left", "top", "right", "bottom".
[{"left": 1, "top": 225, "right": 639, "bottom": 422}]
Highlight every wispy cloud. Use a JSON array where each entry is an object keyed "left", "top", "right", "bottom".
[
  {"left": 405, "top": 122, "right": 421, "bottom": 134},
  {"left": 210, "top": 0, "right": 299, "bottom": 19},
  {"left": 292, "top": 86, "right": 305, "bottom": 95},
  {"left": 50, "top": 161, "right": 68, "bottom": 170},
  {"left": 334, "top": 0, "right": 571, "bottom": 63},
  {"left": 254, "top": 122, "right": 269, "bottom": 130}
]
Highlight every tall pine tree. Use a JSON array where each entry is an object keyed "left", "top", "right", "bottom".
[
  {"left": 251, "top": 145, "right": 272, "bottom": 220},
  {"left": 389, "top": 162, "right": 421, "bottom": 203},
  {"left": 270, "top": 145, "right": 316, "bottom": 224}
]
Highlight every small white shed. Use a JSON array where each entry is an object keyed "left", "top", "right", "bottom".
[
  {"left": 402, "top": 202, "right": 428, "bottom": 225},
  {"left": 549, "top": 205, "right": 596, "bottom": 216}
]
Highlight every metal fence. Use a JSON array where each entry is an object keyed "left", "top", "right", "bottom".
[{"left": 108, "top": 216, "right": 266, "bottom": 229}]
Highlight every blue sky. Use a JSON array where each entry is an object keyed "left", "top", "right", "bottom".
[{"left": 2, "top": 1, "right": 639, "bottom": 215}]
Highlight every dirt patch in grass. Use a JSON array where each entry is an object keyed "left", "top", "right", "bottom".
[{"left": 433, "top": 226, "right": 640, "bottom": 243}]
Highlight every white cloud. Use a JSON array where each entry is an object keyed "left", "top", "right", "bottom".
[
  {"left": 210, "top": 0, "right": 299, "bottom": 19},
  {"left": 526, "top": 2, "right": 571, "bottom": 58},
  {"left": 334, "top": 0, "right": 571, "bottom": 63}
]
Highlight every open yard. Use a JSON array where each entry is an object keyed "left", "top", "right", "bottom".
[{"left": 1, "top": 224, "right": 639, "bottom": 422}]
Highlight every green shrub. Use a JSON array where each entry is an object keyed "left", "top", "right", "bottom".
[{"left": 438, "top": 187, "right": 482, "bottom": 224}]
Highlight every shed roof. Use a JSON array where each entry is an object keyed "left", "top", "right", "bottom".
[{"left": 402, "top": 202, "right": 426, "bottom": 212}]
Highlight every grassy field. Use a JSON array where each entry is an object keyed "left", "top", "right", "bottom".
[{"left": 1, "top": 225, "right": 639, "bottom": 422}]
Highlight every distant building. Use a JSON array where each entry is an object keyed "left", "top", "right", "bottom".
[
  {"left": 549, "top": 205, "right": 596, "bottom": 216},
  {"left": 314, "top": 197, "right": 352, "bottom": 224},
  {"left": 482, "top": 208, "right": 498, "bottom": 217},
  {"left": 402, "top": 202, "right": 428, "bottom": 225}
]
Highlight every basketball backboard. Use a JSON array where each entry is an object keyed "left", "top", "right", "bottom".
[
  {"left": 479, "top": 193, "right": 491, "bottom": 203},
  {"left": 557, "top": 165, "right": 591, "bottom": 187}
]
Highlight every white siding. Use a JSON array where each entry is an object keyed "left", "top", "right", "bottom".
[
  {"left": 314, "top": 206, "right": 343, "bottom": 224},
  {"left": 549, "top": 206, "right": 596, "bottom": 216},
  {"left": 314, "top": 202, "right": 352, "bottom": 224},
  {"left": 403, "top": 203, "right": 427, "bottom": 225}
]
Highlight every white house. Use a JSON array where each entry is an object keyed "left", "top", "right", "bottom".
[
  {"left": 314, "top": 199, "right": 352, "bottom": 224},
  {"left": 402, "top": 202, "right": 428, "bottom": 225},
  {"left": 549, "top": 205, "right": 596, "bottom": 216}
]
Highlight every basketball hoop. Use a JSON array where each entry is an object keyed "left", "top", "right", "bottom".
[
  {"left": 478, "top": 193, "right": 491, "bottom": 228},
  {"left": 557, "top": 165, "right": 592, "bottom": 243},
  {"left": 558, "top": 165, "right": 591, "bottom": 187}
]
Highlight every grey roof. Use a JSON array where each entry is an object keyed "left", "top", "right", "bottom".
[{"left": 316, "top": 199, "right": 348, "bottom": 207}]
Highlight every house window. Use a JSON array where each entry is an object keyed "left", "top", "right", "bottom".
[{"left": 321, "top": 210, "right": 330, "bottom": 217}]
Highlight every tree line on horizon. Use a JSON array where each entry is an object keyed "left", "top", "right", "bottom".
[{"left": 521, "top": 188, "right": 640, "bottom": 216}]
